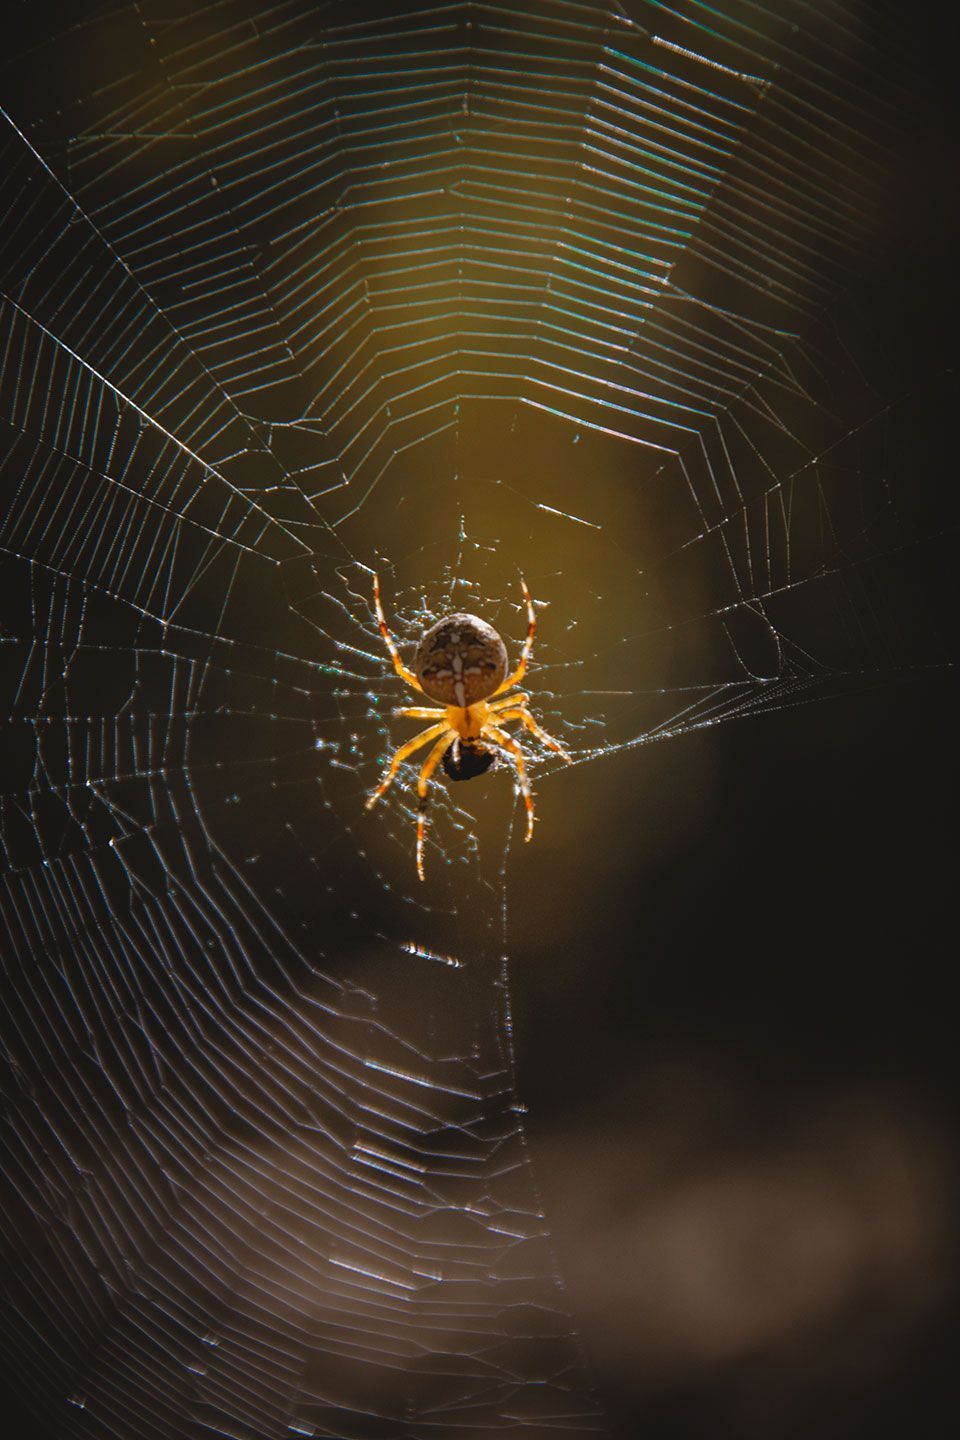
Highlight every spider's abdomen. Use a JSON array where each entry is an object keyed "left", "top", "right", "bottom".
[
  {"left": 442, "top": 739, "right": 495, "bottom": 783},
  {"left": 413, "top": 612, "right": 507, "bottom": 706}
]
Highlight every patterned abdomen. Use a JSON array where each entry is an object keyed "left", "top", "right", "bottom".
[{"left": 413, "top": 612, "right": 507, "bottom": 706}]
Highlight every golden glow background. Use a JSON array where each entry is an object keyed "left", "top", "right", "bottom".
[{"left": 0, "top": 3, "right": 952, "bottom": 1438}]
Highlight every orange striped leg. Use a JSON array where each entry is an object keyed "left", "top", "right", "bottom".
[
  {"left": 373, "top": 573, "right": 423, "bottom": 693},
  {"left": 366, "top": 722, "right": 450, "bottom": 809},
  {"left": 494, "top": 704, "right": 572, "bottom": 762},
  {"left": 483, "top": 722, "right": 535, "bottom": 840},
  {"left": 416, "top": 732, "right": 455, "bottom": 881},
  {"left": 492, "top": 578, "right": 536, "bottom": 696},
  {"left": 488, "top": 692, "right": 530, "bottom": 709}
]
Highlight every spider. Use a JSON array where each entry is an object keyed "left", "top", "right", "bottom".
[{"left": 366, "top": 573, "right": 571, "bottom": 879}]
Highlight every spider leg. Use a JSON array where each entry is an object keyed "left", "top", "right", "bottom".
[
  {"left": 373, "top": 572, "right": 423, "bottom": 693},
  {"left": 494, "top": 705, "right": 572, "bottom": 762},
  {"left": 415, "top": 731, "right": 456, "bottom": 881},
  {"left": 487, "top": 692, "right": 530, "bottom": 711},
  {"left": 491, "top": 578, "right": 536, "bottom": 697},
  {"left": 366, "top": 721, "right": 450, "bottom": 809},
  {"left": 395, "top": 705, "right": 447, "bottom": 719},
  {"left": 483, "top": 721, "right": 535, "bottom": 841}
]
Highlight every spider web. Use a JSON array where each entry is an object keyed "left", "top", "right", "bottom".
[{"left": 0, "top": 2, "right": 948, "bottom": 1437}]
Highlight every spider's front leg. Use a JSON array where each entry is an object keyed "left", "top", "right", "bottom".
[
  {"left": 490, "top": 698, "right": 572, "bottom": 762},
  {"left": 366, "top": 721, "right": 449, "bottom": 809},
  {"left": 395, "top": 705, "right": 446, "bottom": 720},
  {"left": 483, "top": 721, "right": 536, "bottom": 840},
  {"left": 415, "top": 732, "right": 456, "bottom": 881}
]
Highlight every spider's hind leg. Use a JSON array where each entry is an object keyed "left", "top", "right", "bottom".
[
  {"left": 373, "top": 572, "right": 423, "bottom": 693},
  {"left": 492, "top": 579, "right": 537, "bottom": 697}
]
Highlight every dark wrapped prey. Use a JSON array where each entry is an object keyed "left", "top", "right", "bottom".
[{"left": 442, "top": 739, "right": 495, "bottom": 782}]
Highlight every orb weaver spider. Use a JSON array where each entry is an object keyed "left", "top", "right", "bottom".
[{"left": 366, "top": 573, "right": 571, "bottom": 879}]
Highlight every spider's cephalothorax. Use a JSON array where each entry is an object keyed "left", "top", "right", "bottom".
[
  {"left": 413, "top": 614, "right": 507, "bottom": 707},
  {"left": 366, "top": 574, "right": 572, "bottom": 880}
]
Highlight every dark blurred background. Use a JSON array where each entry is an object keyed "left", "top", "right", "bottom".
[
  {"left": 1, "top": 2, "right": 955, "bottom": 1438},
  {"left": 512, "top": 32, "right": 957, "bottom": 1427}
]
